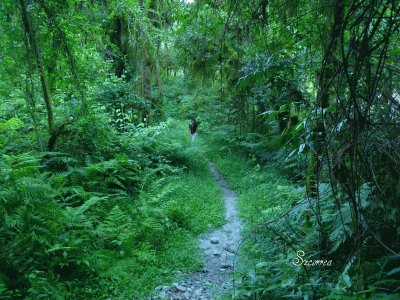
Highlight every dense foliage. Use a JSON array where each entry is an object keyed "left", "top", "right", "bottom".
[{"left": 0, "top": 0, "right": 399, "bottom": 299}]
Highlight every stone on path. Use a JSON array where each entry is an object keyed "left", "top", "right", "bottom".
[
  {"left": 171, "top": 283, "right": 186, "bottom": 292},
  {"left": 223, "top": 245, "right": 235, "bottom": 253},
  {"left": 155, "top": 285, "right": 170, "bottom": 292},
  {"left": 212, "top": 250, "right": 221, "bottom": 256},
  {"left": 221, "top": 262, "right": 233, "bottom": 268},
  {"left": 210, "top": 237, "right": 219, "bottom": 244}
]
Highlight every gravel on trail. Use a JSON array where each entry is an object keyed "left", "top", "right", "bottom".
[{"left": 149, "top": 162, "right": 243, "bottom": 300}]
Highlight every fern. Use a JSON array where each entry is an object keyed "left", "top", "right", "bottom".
[
  {"left": 63, "top": 196, "right": 106, "bottom": 228},
  {"left": 328, "top": 202, "right": 353, "bottom": 253},
  {"left": 96, "top": 205, "right": 134, "bottom": 253}
]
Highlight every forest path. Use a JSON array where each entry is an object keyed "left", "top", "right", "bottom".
[{"left": 151, "top": 162, "right": 243, "bottom": 300}]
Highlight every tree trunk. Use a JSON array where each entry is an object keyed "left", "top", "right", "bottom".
[
  {"left": 23, "top": 21, "right": 44, "bottom": 151},
  {"left": 20, "top": 0, "right": 55, "bottom": 138},
  {"left": 306, "top": 0, "right": 344, "bottom": 196},
  {"left": 37, "top": 0, "right": 86, "bottom": 112},
  {"left": 139, "top": 0, "right": 159, "bottom": 125},
  {"left": 141, "top": 53, "right": 152, "bottom": 124}
]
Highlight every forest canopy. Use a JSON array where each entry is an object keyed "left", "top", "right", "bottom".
[{"left": 0, "top": 0, "right": 399, "bottom": 299}]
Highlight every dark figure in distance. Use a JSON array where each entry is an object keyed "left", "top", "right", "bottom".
[{"left": 189, "top": 119, "right": 198, "bottom": 144}]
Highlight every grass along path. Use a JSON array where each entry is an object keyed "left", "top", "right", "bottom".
[
  {"left": 104, "top": 120, "right": 227, "bottom": 298},
  {"left": 149, "top": 122, "right": 302, "bottom": 299},
  {"left": 204, "top": 130, "right": 306, "bottom": 298},
  {"left": 150, "top": 162, "right": 243, "bottom": 300}
]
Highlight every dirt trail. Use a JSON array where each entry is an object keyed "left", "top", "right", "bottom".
[{"left": 150, "top": 162, "right": 243, "bottom": 300}]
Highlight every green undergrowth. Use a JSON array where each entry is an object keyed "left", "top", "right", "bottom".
[
  {"left": 136, "top": 120, "right": 225, "bottom": 296},
  {"left": 204, "top": 127, "right": 303, "bottom": 246},
  {"left": 203, "top": 129, "right": 311, "bottom": 299},
  {"left": 154, "top": 120, "right": 225, "bottom": 234},
  {"left": 0, "top": 119, "right": 225, "bottom": 299},
  {"left": 204, "top": 128, "right": 399, "bottom": 299}
]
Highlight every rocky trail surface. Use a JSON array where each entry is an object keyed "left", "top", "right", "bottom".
[{"left": 150, "top": 163, "right": 243, "bottom": 300}]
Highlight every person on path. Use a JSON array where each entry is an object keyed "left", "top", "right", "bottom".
[{"left": 189, "top": 119, "right": 198, "bottom": 144}]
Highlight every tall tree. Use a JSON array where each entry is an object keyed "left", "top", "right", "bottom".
[
  {"left": 140, "top": 0, "right": 160, "bottom": 125},
  {"left": 19, "top": 0, "right": 55, "bottom": 138}
]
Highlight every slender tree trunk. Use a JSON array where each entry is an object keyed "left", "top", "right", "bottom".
[
  {"left": 305, "top": 0, "right": 344, "bottom": 254},
  {"left": 20, "top": 0, "right": 55, "bottom": 137},
  {"left": 23, "top": 26, "right": 44, "bottom": 151},
  {"left": 156, "top": 39, "right": 163, "bottom": 99},
  {"left": 141, "top": 53, "right": 152, "bottom": 124},
  {"left": 139, "top": 0, "right": 159, "bottom": 125},
  {"left": 37, "top": 0, "right": 86, "bottom": 112},
  {"left": 306, "top": 0, "right": 344, "bottom": 196}
]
